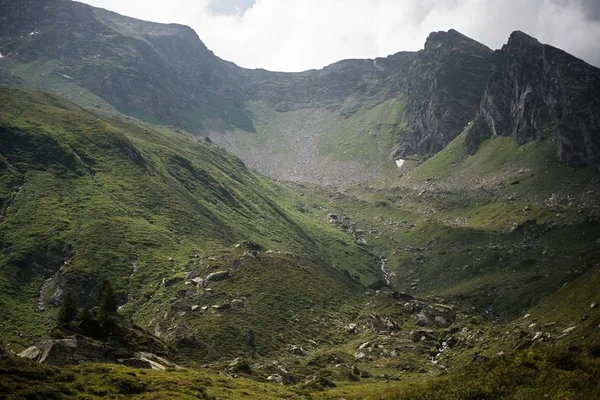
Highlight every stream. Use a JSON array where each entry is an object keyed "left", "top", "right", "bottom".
[{"left": 379, "top": 256, "right": 390, "bottom": 286}]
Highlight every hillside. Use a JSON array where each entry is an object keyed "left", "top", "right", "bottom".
[{"left": 0, "top": 88, "right": 383, "bottom": 360}]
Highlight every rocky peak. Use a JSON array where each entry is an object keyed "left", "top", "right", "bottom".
[
  {"left": 424, "top": 28, "right": 489, "bottom": 51},
  {"left": 505, "top": 30, "right": 542, "bottom": 48},
  {"left": 393, "top": 29, "right": 494, "bottom": 158},
  {"left": 466, "top": 31, "right": 600, "bottom": 166}
]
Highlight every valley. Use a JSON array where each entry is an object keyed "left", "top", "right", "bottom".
[{"left": 0, "top": 0, "right": 599, "bottom": 398}]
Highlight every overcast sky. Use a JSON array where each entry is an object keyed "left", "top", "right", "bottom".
[{"left": 78, "top": 0, "right": 600, "bottom": 72}]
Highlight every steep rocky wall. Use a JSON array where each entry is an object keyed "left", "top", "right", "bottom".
[
  {"left": 393, "top": 29, "right": 494, "bottom": 159},
  {"left": 466, "top": 31, "right": 600, "bottom": 166}
]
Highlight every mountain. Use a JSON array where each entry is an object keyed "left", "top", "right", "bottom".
[
  {"left": 1, "top": 1, "right": 600, "bottom": 398},
  {"left": 0, "top": 0, "right": 495, "bottom": 184},
  {"left": 466, "top": 31, "right": 600, "bottom": 166},
  {"left": 2, "top": 1, "right": 599, "bottom": 187}
]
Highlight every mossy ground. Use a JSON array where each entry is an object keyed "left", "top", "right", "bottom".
[
  {"left": 0, "top": 355, "right": 299, "bottom": 399},
  {"left": 0, "top": 89, "right": 379, "bottom": 359},
  {"left": 3, "top": 345, "right": 600, "bottom": 399}
]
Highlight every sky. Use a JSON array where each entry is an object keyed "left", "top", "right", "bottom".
[{"left": 78, "top": 0, "right": 600, "bottom": 72}]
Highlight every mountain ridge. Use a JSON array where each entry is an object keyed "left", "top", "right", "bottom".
[{"left": 466, "top": 29, "right": 600, "bottom": 166}]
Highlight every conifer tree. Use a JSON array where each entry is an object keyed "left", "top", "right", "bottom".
[
  {"left": 57, "top": 292, "right": 78, "bottom": 327},
  {"left": 96, "top": 279, "right": 118, "bottom": 316}
]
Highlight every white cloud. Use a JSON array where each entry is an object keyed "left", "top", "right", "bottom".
[{"left": 78, "top": 0, "right": 600, "bottom": 71}]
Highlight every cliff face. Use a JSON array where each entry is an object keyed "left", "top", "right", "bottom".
[
  {"left": 2, "top": 0, "right": 599, "bottom": 179},
  {"left": 466, "top": 31, "right": 600, "bottom": 166},
  {"left": 393, "top": 29, "right": 494, "bottom": 158},
  {"left": 241, "top": 51, "right": 417, "bottom": 111}
]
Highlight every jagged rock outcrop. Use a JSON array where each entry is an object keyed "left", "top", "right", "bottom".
[
  {"left": 18, "top": 334, "right": 178, "bottom": 370},
  {"left": 466, "top": 31, "right": 600, "bottom": 166},
  {"left": 18, "top": 335, "right": 132, "bottom": 365},
  {"left": 393, "top": 29, "right": 494, "bottom": 158}
]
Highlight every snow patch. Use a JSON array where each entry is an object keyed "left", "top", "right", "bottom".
[
  {"left": 395, "top": 159, "right": 405, "bottom": 168},
  {"left": 0, "top": 52, "right": 3, "bottom": 58}
]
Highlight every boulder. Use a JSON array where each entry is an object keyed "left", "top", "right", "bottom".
[
  {"left": 415, "top": 313, "right": 431, "bottom": 326},
  {"left": 228, "top": 357, "right": 252, "bottom": 374},
  {"left": 191, "top": 277, "right": 204, "bottom": 285},
  {"left": 118, "top": 358, "right": 152, "bottom": 369},
  {"left": 18, "top": 336, "right": 133, "bottom": 366},
  {"left": 185, "top": 270, "right": 199, "bottom": 280},
  {"left": 231, "top": 299, "right": 244, "bottom": 307},
  {"left": 205, "top": 271, "right": 230, "bottom": 282},
  {"left": 290, "top": 345, "right": 307, "bottom": 356},
  {"left": 392, "top": 291, "right": 414, "bottom": 301},
  {"left": 267, "top": 374, "right": 284, "bottom": 383},
  {"left": 134, "top": 351, "right": 179, "bottom": 370},
  {"left": 164, "top": 276, "right": 184, "bottom": 287},
  {"left": 561, "top": 326, "right": 577, "bottom": 335}
]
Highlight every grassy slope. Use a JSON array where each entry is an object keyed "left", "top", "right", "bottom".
[
  {"left": 271, "top": 129, "right": 600, "bottom": 397},
  {"left": 0, "top": 57, "right": 117, "bottom": 114},
  {"left": 0, "top": 355, "right": 300, "bottom": 400},
  {"left": 0, "top": 88, "right": 381, "bottom": 358},
  {"left": 286, "top": 124, "right": 600, "bottom": 320},
  {"left": 208, "top": 98, "right": 405, "bottom": 185}
]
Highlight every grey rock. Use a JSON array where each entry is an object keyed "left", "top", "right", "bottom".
[
  {"left": 561, "top": 326, "right": 577, "bottom": 335},
  {"left": 231, "top": 299, "right": 244, "bottom": 307},
  {"left": 118, "top": 358, "right": 152, "bottom": 369},
  {"left": 345, "top": 323, "right": 359, "bottom": 334},
  {"left": 466, "top": 31, "right": 600, "bottom": 166},
  {"left": 191, "top": 277, "right": 204, "bottom": 285},
  {"left": 205, "top": 271, "right": 230, "bottom": 282},
  {"left": 289, "top": 345, "right": 307, "bottom": 356},
  {"left": 435, "top": 316, "right": 449, "bottom": 327},
  {"left": 18, "top": 336, "right": 134, "bottom": 366},
  {"left": 185, "top": 270, "right": 199, "bottom": 280},
  {"left": 394, "top": 29, "right": 494, "bottom": 158},
  {"left": 415, "top": 313, "right": 431, "bottom": 326},
  {"left": 267, "top": 374, "right": 283, "bottom": 383}
]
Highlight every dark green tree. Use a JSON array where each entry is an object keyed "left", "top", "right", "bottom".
[
  {"left": 57, "top": 292, "right": 78, "bottom": 327},
  {"left": 96, "top": 279, "right": 118, "bottom": 316},
  {"left": 78, "top": 306, "right": 93, "bottom": 325}
]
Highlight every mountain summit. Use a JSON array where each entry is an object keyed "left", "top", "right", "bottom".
[{"left": 467, "top": 30, "right": 600, "bottom": 166}]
